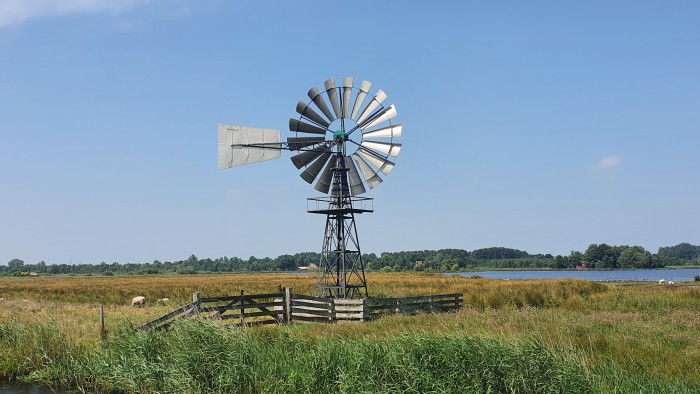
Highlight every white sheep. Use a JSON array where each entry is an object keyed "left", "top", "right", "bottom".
[
  {"left": 131, "top": 296, "right": 146, "bottom": 307},
  {"left": 658, "top": 279, "right": 666, "bottom": 285},
  {"left": 668, "top": 281, "right": 675, "bottom": 286},
  {"left": 157, "top": 298, "right": 170, "bottom": 303}
]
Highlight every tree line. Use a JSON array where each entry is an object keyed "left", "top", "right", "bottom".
[{"left": 2, "top": 243, "right": 699, "bottom": 276}]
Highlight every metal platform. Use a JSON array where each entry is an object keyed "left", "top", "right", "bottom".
[{"left": 307, "top": 196, "right": 373, "bottom": 214}]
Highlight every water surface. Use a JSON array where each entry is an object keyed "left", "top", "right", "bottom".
[
  {"left": 0, "top": 381, "right": 71, "bottom": 394},
  {"left": 446, "top": 268, "right": 700, "bottom": 282}
]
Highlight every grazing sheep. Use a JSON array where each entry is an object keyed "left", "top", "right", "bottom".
[
  {"left": 157, "top": 298, "right": 170, "bottom": 303},
  {"left": 0, "top": 297, "right": 4, "bottom": 302},
  {"left": 668, "top": 281, "right": 675, "bottom": 286},
  {"left": 658, "top": 279, "right": 666, "bottom": 285},
  {"left": 131, "top": 296, "right": 146, "bottom": 307}
]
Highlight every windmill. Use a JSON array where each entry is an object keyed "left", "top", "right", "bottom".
[{"left": 218, "top": 77, "right": 402, "bottom": 298}]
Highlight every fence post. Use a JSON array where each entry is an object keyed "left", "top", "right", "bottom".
[
  {"left": 361, "top": 298, "right": 366, "bottom": 322},
  {"left": 193, "top": 292, "right": 201, "bottom": 317},
  {"left": 330, "top": 298, "right": 335, "bottom": 322},
  {"left": 284, "top": 287, "right": 292, "bottom": 324},
  {"left": 99, "top": 304, "right": 106, "bottom": 339},
  {"left": 240, "top": 290, "right": 245, "bottom": 326}
]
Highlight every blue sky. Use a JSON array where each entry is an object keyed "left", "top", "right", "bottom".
[{"left": 1, "top": 1, "right": 698, "bottom": 265}]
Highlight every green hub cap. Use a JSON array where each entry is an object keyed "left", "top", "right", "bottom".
[
  {"left": 333, "top": 129, "right": 348, "bottom": 142},
  {"left": 333, "top": 130, "right": 348, "bottom": 152}
]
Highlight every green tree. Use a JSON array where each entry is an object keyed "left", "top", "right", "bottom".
[
  {"left": 657, "top": 243, "right": 700, "bottom": 263},
  {"left": 553, "top": 255, "right": 569, "bottom": 269},
  {"left": 618, "top": 246, "right": 652, "bottom": 268},
  {"left": 569, "top": 251, "right": 584, "bottom": 265},
  {"left": 8, "top": 258, "right": 24, "bottom": 272}
]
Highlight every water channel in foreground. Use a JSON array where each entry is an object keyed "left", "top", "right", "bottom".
[
  {"left": 446, "top": 268, "right": 700, "bottom": 282},
  {"left": 0, "top": 381, "right": 71, "bottom": 394}
]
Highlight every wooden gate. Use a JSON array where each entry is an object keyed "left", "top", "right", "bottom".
[
  {"left": 290, "top": 294, "right": 333, "bottom": 323},
  {"left": 139, "top": 290, "right": 285, "bottom": 331}
]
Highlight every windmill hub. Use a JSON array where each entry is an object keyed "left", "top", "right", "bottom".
[{"left": 333, "top": 130, "right": 347, "bottom": 141}]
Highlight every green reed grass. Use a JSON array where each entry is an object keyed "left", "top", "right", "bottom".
[
  {"left": 2, "top": 319, "right": 698, "bottom": 393},
  {"left": 0, "top": 319, "right": 71, "bottom": 379},
  {"left": 20, "top": 320, "right": 596, "bottom": 394}
]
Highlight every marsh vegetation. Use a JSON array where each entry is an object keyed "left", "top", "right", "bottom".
[{"left": 1, "top": 273, "right": 699, "bottom": 393}]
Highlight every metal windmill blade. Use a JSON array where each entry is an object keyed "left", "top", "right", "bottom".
[
  {"left": 289, "top": 118, "right": 327, "bottom": 135},
  {"left": 360, "top": 140, "right": 402, "bottom": 158},
  {"left": 358, "top": 147, "right": 395, "bottom": 175},
  {"left": 307, "top": 86, "right": 335, "bottom": 123},
  {"left": 345, "top": 156, "right": 366, "bottom": 195},
  {"left": 352, "top": 153, "right": 383, "bottom": 189},
  {"left": 300, "top": 151, "right": 332, "bottom": 184},
  {"left": 356, "top": 90, "right": 387, "bottom": 124},
  {"left": 351, "top": 80, "right": 372, "bottom": 120},
  {"left": 362, "top": 124, "right": 402, "bottom": 140},
  {"left": 290, "top": 145, "right": 330, "bottom": 169},
  {"left": 296, "top": 101, "right": 330, "bottom": 128},
  {"left": 324, "top": 79, "right": 342, "bottom": 120},
  {"left": 341, "top": 77, "right": 353, "bottom": 118}
]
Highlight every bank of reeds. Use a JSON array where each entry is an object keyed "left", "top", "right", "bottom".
[
  {"left": 2, "top": 319, "right": 698, "bottom": 393},
  {"left": 0, "top": 319, "right": 69, "bottom": 379}
]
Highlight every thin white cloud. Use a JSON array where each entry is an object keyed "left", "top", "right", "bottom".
[
  {"left": 594, "top": 155, "right": 622, "bottom": 170},
  {"left": 0, "top": 0, "right": 151, "bottom": 27}
]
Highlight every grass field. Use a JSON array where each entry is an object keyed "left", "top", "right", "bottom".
[{"left": 1, "top": 273, "right": 699, "bottom": 393}]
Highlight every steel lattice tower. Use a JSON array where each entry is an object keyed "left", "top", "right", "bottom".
[{"left": 307, "top": 136, "right": 371, "bottom": 298}]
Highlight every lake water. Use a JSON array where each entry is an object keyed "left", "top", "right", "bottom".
[
  {"left": 0, "top": 381, "right": 71, "bottom": 393},
  {"left": 446, "top": 268, "right": 700, "bottom": 282}
]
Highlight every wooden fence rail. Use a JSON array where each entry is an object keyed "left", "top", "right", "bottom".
[
  {"left": 139, "top": 289, "right": 463, "bottom": 331},
  {"left": 290, "top": 293, "right": 334, "bottom": 323},
  {"left": 138, "top": 301, "right": 199, "bottom": 331}
]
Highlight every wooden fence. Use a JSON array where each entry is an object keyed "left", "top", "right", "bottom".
[
  {"left": 333, "top": 293, "right": 463, "bottom": 322},
  {"left": 365, "top": 293, "right": 463, "bottom": 319},
  {"left": 139, "top": 290, "right": 286, "bottom": 331},
  {"left": 139, "top": 289, "right": 462, "bottom": 331}
]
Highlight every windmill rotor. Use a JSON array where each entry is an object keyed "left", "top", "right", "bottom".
[{"left": 288, "top": 77, "right": 401, "bottom": 194}]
